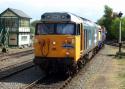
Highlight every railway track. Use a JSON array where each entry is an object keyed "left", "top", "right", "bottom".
[
  {"left": 0, "top": 48, "right": 102, "bottom": 89},
  {"left": 22, "top": 56, "right": 96, "bottom": 89},
  {"left": 22, "top": 74, "right": 72, "bottom": 89},
  {"left": 0, "top": 52, "right": 8, "bottom": 58},
  {"left": 0, "top": 49, "right": 34, "bottom": 79},
  {"left": 0, "top": 46, "right": 101, "bottom": 89},
  {"left": 0, "top": 59, "right": 34, "bottom": 79},
  {"left": 0, "top": 65, "right": 43, "bottom": 89},
  {"left": 0, "top": 52, "right": 98, "bottom": 89},
  {"left": 21, "top": 49, "right": 100, "bottom": 89},
  {"left": 0, "top": 49, "right": 33, "bottom": 61}
]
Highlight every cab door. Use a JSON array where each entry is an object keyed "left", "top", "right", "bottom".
[{"left": 76, "top": 23, "right": 84, "bottom": 53}]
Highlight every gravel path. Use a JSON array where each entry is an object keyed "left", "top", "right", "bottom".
[
  {"left": 65, "top": 45, "right": 119, "bottom": 89},
  {"left": 0, "top": 66, "right": 44, "bottom": 89}
]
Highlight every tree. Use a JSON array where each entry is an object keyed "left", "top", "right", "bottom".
[
  {"left": 97, "top": 5, "right": 113, "bottom": 40},
  {"left": 30, "top": 20, "right": 40, "bottom": 34},
  {"left": 121, "top": 17, "right": 125, "bottom": 40},
  {"left": 97, "top": 5, "right": 125, "bottom": 41},
  {"left": 111, "top": 17, "right": 125, "bottom": 40},
  {"left": 31, "top": 20, "right": 40, "bottom": 27},
  {"left": 110, "top": 18, "right": 119, "bottom": 39},
  {"left": 30, "top": 26, "right": 35, "bottom": 34}
]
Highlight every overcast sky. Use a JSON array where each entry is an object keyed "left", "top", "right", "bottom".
[{"left": 0, "top": 0, "right": 125, "bottom": 22}]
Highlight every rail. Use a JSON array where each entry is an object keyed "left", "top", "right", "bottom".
[
  {"left": 0, "top": 59, "right": 34, "bottom": 79},
  {"left": 22, "top": 75, "right": 72, "bottom": 89},
  {"left": 0, "top": 49, "right": 33, "bottom": 61}
]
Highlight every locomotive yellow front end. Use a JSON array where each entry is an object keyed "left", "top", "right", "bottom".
[
  {"left": 33, "top": 12, "right": 82, "bottom": 74},
  {"left": 34, "top": 35, "right": 76, "bottom": 59}
]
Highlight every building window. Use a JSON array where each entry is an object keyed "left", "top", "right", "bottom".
[
  {"left": 21, "top": 36, "right": 27, "bottom": 41},
  {"left": 0, "top": 18, "right": 18, "bottom": 28},
  {"left": 20, "top": 19, "right": 29, "bottom": 27}
]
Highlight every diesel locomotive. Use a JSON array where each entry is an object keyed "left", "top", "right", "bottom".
[{"left": 33, "top": 12, "right": 106, "bottom": 74}]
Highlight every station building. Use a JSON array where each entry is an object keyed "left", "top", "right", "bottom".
[{"left": 0, "top": 8, "right": 31, "bottom": 47}]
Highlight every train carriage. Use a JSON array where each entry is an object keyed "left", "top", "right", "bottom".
[{"left": 33, "top": 12, "right": 104, "bottom": 74}]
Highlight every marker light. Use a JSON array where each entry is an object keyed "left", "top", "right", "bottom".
[
  {"left": 52, "top": 41, "right": 56, "bottom": 45},
  {"left": 66, "top": 51, "right": 70, "bottom": 55}
]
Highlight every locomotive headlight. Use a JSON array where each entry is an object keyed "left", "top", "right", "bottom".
[
  {"left": 66, "top": 51, "right": 70, "bottom": 55},
  {"left": 52, "top": 41, "right": 56, "bottom": 45}
]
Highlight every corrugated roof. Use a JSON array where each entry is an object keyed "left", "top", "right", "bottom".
[{"left": 8, "top": 8, "right": 31, "bottom": 19}]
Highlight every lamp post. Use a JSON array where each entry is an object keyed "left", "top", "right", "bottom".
[{"left": 118, "top": 12, "right": 123, "bottom": 55}]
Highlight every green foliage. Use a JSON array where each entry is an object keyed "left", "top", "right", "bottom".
[
  {"left": 30, "top": 26, "right": 35, "bottom": 34},
  {"left": 97, "top": 5, "right": 125, "bottom": 40},
  {"left": 111, "top": 17, "right": 125, "bottom": 40},
  {"left": 30, "top": 20, "right": 40, "bottom": 34},
  {"left": 121, "top": 17, "right": 125, "bottom": 40},
  {"left": 31, "top": 20, "right": 40, "bottom": 27},
  {"left": 111, "top": 18, "right": 119, "bottom": 39},
  {"left": 97, "top": 17, "right": 105, "bottom": 26},
  {"left": 97, "top": 5, "right": 113, "bottom": 39},
  {"left": 104, "top": 5, "right": 113, "bottom": 18}
]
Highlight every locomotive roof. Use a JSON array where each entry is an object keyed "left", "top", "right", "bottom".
[
  {"left": 41, "top": 12, "right": 83, "bottom": 23},
  {"left": 83, "top": 19, "right": 95, "bottom": 27}
]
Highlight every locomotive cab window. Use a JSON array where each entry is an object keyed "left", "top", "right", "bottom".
[
  {"left": 56, "top": 24, "right": 75, "bottom": 35},
  {"left": 36, "top": 23, "right": 77, "bottom": 35},
  {"left": 76, "top": 24, "right": 80, "bottom": 35},
  {"left": 37, "top": 24, "right": 55, "bottom": 35}
]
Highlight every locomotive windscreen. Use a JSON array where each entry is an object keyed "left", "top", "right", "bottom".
[{"left": 36, "top": 23, "right": 76, "bottom": 35}]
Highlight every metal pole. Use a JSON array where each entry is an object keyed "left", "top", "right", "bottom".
[{"left": 119, "top": 18, "right": 122, "bottom": 53}]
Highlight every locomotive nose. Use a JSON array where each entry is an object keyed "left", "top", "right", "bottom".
[{"left": 35, "top": 36, "right": 75, "bottom": 58}]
